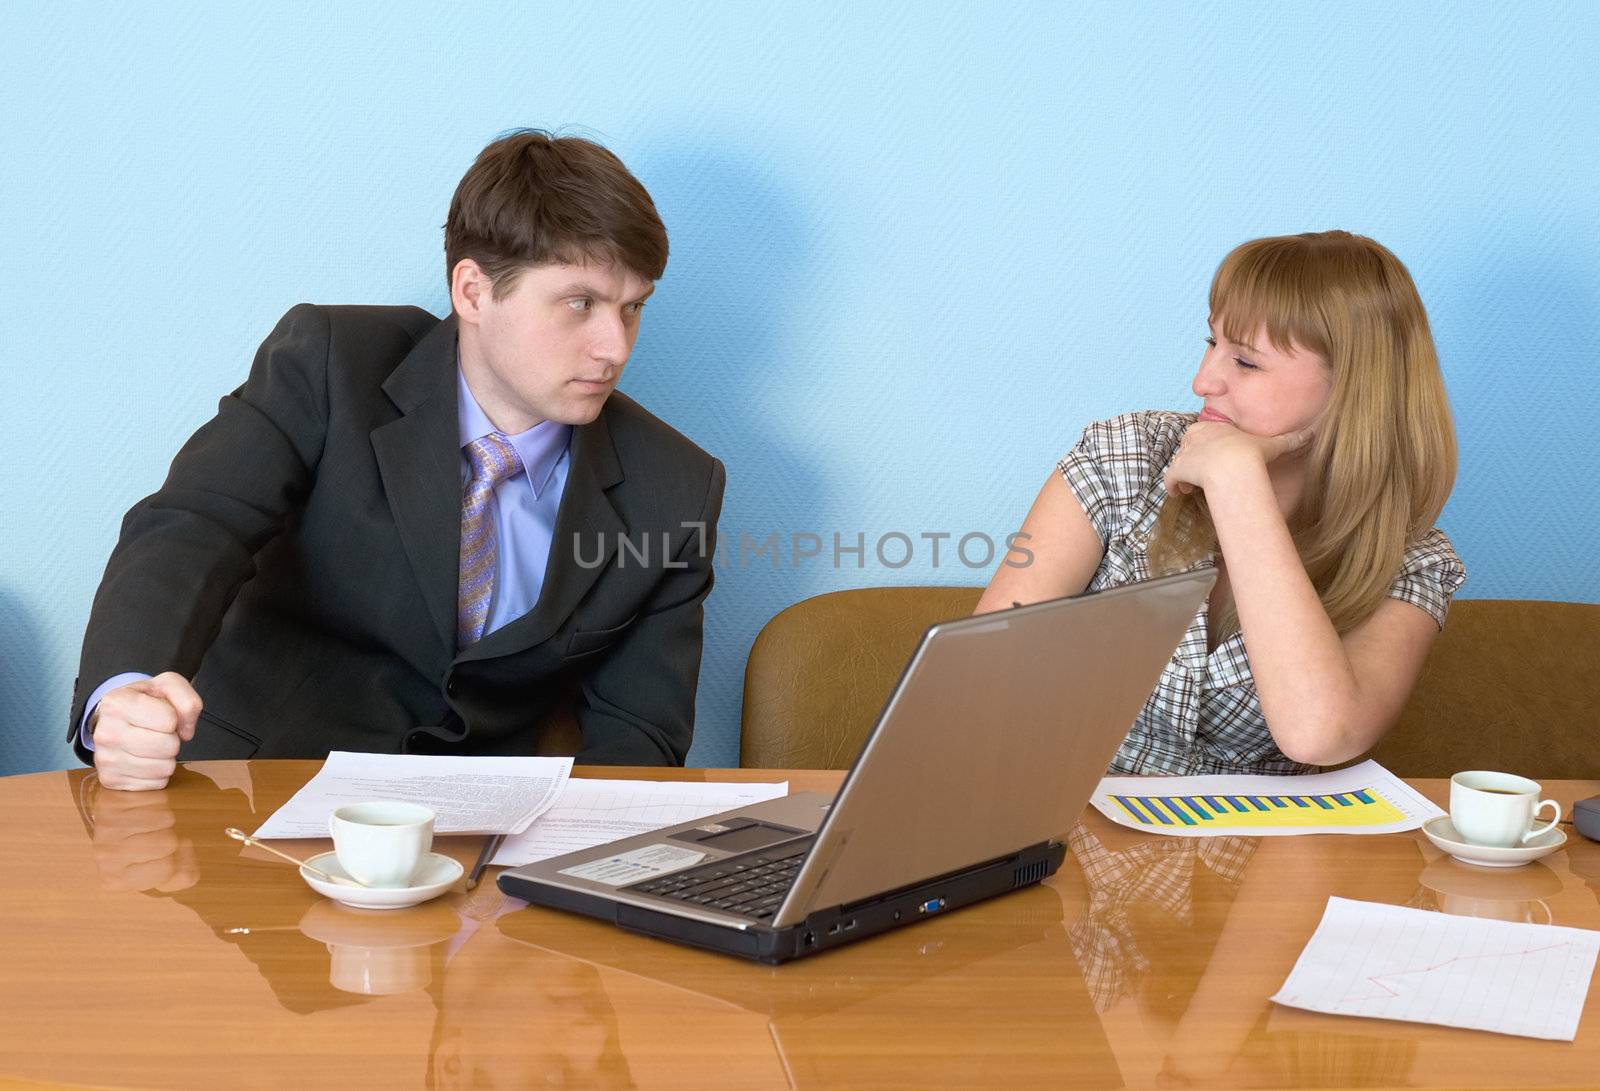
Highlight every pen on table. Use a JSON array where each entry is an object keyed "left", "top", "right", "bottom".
[{"left": 466, "top": 833, "right": 505, "bottom": 890}]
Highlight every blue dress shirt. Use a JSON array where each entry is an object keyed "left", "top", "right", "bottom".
[{"left": 454, "top": 367, "right": 573, "bottom": 634}]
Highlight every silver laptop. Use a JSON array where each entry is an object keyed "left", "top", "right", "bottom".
[{"left": 499, "top": 569, "right": 1213, "bottom": 963}]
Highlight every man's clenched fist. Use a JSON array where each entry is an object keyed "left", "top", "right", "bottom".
[{"left": 91, "top": 673, "right": 202, "bottom": 791}]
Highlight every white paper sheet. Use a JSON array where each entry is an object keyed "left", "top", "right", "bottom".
[
  {"left": 1272, "top": 897, "right": 1600, "bottom": 1040},
  {"left": 490, "top": 778, "right": 790, "bottom": 866},
  {"left": 251, "top": 751, "right": 573, "bottom": 838},
  {"left": 1090, "top": 759, "right": 1443, "bottom": 836}
]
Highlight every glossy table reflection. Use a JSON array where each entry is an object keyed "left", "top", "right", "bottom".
[{"left": 2, "top": 763, "right": 1599, "bottom": 1090}]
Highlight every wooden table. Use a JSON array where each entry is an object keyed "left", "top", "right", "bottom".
[{"left": 1, "top": 762, "right": 1597, "bottom": 1090}]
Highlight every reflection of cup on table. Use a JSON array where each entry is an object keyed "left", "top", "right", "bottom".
[
  {"left": 1418, "top": 856, "right": 1561, "bottom": 926},
  {"left": 1443, "top": 892, "right": 1553, "bottom": 925},
  {"left": 330, "top": 801, "right": 435, "bottom": 887},
  {"left": 298, "top": 900, "right": 461, "bottom": 995},
  {"left": 1449, "top": 771, "right": 1561, "bottom": 848}
]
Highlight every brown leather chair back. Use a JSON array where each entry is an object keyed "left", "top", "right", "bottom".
[
  {"left": 740, "top": 587, "right": 984, "bottom": 769},
  {"left": 741, "top": 589, "right": 1600, "bottom": 780},
  {"left": 1367, "top": 599, "right": 1600, "bottom": 779}
]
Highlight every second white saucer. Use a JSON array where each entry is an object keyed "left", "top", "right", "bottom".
[
  {"left": 1421, "top": 816, "right": 1567, "bottom": 868},
  {"left": 300, "top": 851, "right": 463, "bottom": 909}
]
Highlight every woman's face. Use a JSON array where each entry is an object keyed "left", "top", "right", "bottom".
[{"left": 1192, "top": 318, "right": 1332, "bottom": 438}]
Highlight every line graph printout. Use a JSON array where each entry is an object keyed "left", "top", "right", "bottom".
[
  {"left": 1091, "top": 760, "right": 1443, "bottom": 836},
  {"left": 491, "top": 779, "right": 790, "bottom": 866},
  {"left": 1273, "top": 897, "right": 1600, "bottom": 1040}
]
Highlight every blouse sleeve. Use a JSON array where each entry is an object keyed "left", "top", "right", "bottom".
[
  {"left": 1056, "top": 411, "right": 1183, "bottom": 546},
  {"left": 1387, "top": 527, "right": 1468, "bottom": 629}
]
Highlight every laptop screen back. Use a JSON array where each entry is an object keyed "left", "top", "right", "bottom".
[{"left": 777, "top": 570, "right": 1213, "bottom": 924}]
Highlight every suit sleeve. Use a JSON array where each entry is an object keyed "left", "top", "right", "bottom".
[
  {"left": 572, "top": 458, "right": 726, "bottom": 765},
  {"left": 67, "top": 305, "right": 332, "bottom": 760}
]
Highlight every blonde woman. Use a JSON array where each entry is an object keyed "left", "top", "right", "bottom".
[{"left": 978, "top": 231, "right": 1464, "bottom": 775}]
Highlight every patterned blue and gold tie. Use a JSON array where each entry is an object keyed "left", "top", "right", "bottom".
[{"left": 457, "top": 433, "right": 524, "bottom": 649}]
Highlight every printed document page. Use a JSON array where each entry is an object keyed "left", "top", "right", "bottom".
[
  {"left": 491, "top": 778, "right": 790, "bottom": 866},
  {"left": 1273, "top": 897, "right": 1600, "bottom": 1040},
  {"left": 1091, "top": 759, "right": 1444, "bottom": 836},
  {"left": 252, "top": 751, "right": 573, "bottom": 837}
]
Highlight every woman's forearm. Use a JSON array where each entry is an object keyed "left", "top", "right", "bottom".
[{"left": 1203, "top": 461, "right": 1367, "bottom": 764}]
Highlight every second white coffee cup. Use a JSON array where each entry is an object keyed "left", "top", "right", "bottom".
[
  {"left": 329, "top": 801, "right": 436, "bottom": 887},
  {"left": 1448, "top": 771, "right": 1560, "bottom": 848}
]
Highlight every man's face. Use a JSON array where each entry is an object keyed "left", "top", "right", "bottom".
[{"left": 457, "top": 260, "right": 654, "bottom": 433}]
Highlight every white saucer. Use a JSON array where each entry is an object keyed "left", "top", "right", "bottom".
[
  {"left": 1421, "top": 816, "right": 1567, "bottom": 868},
  {"left": 300, "top": 852, "right": 463, "bottom": 909}
]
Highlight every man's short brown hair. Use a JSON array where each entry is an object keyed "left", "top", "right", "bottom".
[{"left": 444, "top": 130, "right": 668, "bottom": 298}]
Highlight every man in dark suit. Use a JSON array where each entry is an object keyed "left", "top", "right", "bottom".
[{"left": 71, "top": 130, "right": 725, "bottom": 790}]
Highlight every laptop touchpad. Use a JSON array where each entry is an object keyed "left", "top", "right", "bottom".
[{"left": 670, "top": 819, "right": 805, "bottom": 853}]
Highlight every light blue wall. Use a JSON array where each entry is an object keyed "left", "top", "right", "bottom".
[{"left": 3, "top": 2, "right": 1596, "bottom": 775}]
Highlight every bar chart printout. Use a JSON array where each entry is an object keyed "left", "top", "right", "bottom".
[
  {"left": 1091, "top": 760, "right": 1443, "bottom": 836},
  {"left": 1272, "top": 897, "right": 1600, "bottom": 1040}
]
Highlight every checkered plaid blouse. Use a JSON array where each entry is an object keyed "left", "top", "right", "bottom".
[{"left": 1058, "top": 411, "right": 1467, "bottom": 777}]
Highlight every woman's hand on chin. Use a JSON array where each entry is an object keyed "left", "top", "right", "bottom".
[{"left": 1163, "top": 421, "right": 1313, "bottom": 496}]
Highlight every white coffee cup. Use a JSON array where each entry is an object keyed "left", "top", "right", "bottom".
[
  {"left": 329, "top": 801, "right": 435, "bottom": 887},
  {"left": 1448, "top": 771, "right": 1561, "bottom": 848}
]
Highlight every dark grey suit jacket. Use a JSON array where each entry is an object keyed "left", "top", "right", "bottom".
[{"left": 69, "top": 305, "right": 725, "bottom": 766}]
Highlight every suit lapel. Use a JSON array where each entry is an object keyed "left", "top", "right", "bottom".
[
  {"left": 371, "top": 317, "right": 461, "bottom": 657},
  {"left": 456, "top": 408, "right": 626, "bottom": 663}
]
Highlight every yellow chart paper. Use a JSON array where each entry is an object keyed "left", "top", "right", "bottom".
[
  {"left": 1091, "top": 760, "right": 1444, "bottom": 837},
  {"left": 1107, "top": 789, "right": 1405, "bottom": 830}
]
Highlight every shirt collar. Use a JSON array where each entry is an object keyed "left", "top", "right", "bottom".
[{"left": 455, "top": 366, "right": 572, "bottom": 499}]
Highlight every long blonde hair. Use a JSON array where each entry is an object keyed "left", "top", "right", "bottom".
[{"left": 1148, "top": 231, "right": 1457, "bottom": 635}]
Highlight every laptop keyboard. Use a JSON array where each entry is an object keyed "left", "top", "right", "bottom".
[{"left": 627, "top": 837, "right": 814, "bottom": 920}]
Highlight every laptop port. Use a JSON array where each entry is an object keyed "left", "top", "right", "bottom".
[{"left": 918, "top": 898, "right": 945, "bottom": 914}]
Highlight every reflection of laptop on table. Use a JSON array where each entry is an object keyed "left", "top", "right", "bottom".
[
  {"left": 495, "top": 884, "right": 1125, "bottom": 1087},
  {"left": 496, "top": 881, "right": 1068, "bottom": 1017},
  {"left": 499, "top": 570, "right": 1213, "bottom": 964}
]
